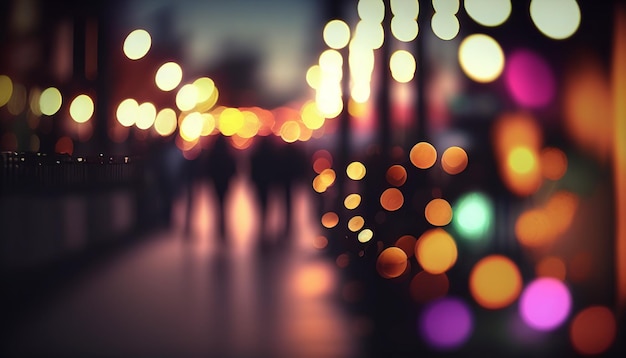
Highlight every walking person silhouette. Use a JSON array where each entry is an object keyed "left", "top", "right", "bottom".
[{"left": 205, "top": 135, "right": 238, "bottom": 244}]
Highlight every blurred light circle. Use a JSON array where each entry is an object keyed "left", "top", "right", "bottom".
[
  {"left": 569, "top": 306, "right": 617, "bottom": 355},
  {"left": 419, "top": 297, "right": 473, "bottom": 350},
  {"left": 136, "top": 102, "right": 157, "bottom": 130},
  {"left": 358, "top": 0, "right": 385, "bottom": 23},
  {"left": 515, "top": 209, "right": 553, "bottom": 248},
  {"left": 380, "top": 188, "right": 404, "bottom": 211},
  {"left": 469, "top": 255, "right": 522, "bottom": 309},
  {"left": 410, "top": 141, "right": 437, "bottom": 169},
  {"left": 395, "top": 235, "right": 417, "bottom": 258},
  {"left": 452, "top": 192, "right": 493, "bottom": 241},
  {"left": 441, "top": 146, "right": 468, "bottom": 175},
  {"left": 415, "top": 228, "right": 458, "bottom": 274},
  {"left": 410, "top": 271, "right": 449, "bottom": 303},
  {"left": 376, "top": 247, "right": 408, "bottom": 279},
  {"left": 432, "top": 0, "right": 460, "bottom": 14},
  {"left": 431, "top": 13, "right": 460, "bottom": 41},
  {"left": 123, "top": 29, "right": 151, "bottom": 60},
  {"left": 116, "top": 98, "right": 138, "bottom": 127},
  {"left": 464, "top": 0, "right": 511, "bottom": 27},
  {"left": 347, "top": 161, "right": 367, "bottom": 180},
  {"left": 390, "top": 0, "right": 419, "bottom": 18},
  {"left": 458, "top": 34, "right": 504, "bottom": 83},
  {"left": 344, "top": 193, "right": 362, "bottom": 210},
  {"left": 176, "top": 84, "right": 199, "bottom": 112},
  {"left": 519, "top": 277, "right": 572, "bottom": 331},
  {"left": 505, "top": 49, "right": 556, "bottom": 108},
  {"left": 39, "top": 87, "right": 62, "bottom": 116},
  {"left": 348, "top": 216, "right": 365, "bottom": 232},
  {"left": 321, "top": 212, "right": 339, "bottom": 228},
  {"left": 390, "top": 50, "right": 416, "bottom": 83},
  {"left": 0, "top": 75, "right": 13, "bottom": 107},
  {"left": 391, "top": 17, "right": 418, "bottom": 42},
  {"left": 507, "top": 146, "right": 537, "bottom": 174},
  {"left": 530, "top": 0, "right": 581, "bottom": 40},
  {"left": 386, "top": 165, "right": 407, "bottom": 186},
  {"left": 179, "top": 112, "right": 203, "bottom": 142},
  {"left": 540, "top": 147, "right": 568, "bottom": 180},
  {"left": 219, "top": 108, "right": 245, "bottom": 137},
  {"left": 323, "top": 19, "right": 351, "bottom": 49},
  {"left": 155, "top": 62, "right": 183, "bottom": 91},
  {"left": 154, "top": 108, "right": 177, "bottom": 136},
  {"left": 358, "top": 228, "right": 374, "bottom": 243},
  {"left": 425, "top": 198, "right": 453, "bottom": 226},
  {"left": 69, "top": 94, "right": 94, "bottom": 123}
]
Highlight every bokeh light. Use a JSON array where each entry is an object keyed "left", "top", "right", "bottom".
[
  {"left": 123, "top": 29, "right": 151, "bottom": 60},
  {"left": 193, "top": 77, "right": 218, "bottom": 112},
  {"left": 376, "top": 247, "right": 408, "bottom": 279},
  {"left": 179, "top": 112, "right": 204, "bottom": 142},
  {"left": 419, "top": 297, "right": 473, "bottom": 350},
  {"left": 0, "top": 75, "right": 13, "bottom": 107},
  {"left": 301, "top": 101, "right": 325, "bottom": 130},
  {"left": 357, "top": 0, "right": 385, "bottom": 23},
  {"left": 508, "top": 147, "right": 537, "bottom": 175},
  {"left": 519, "top": 277, "right": 572, "bottom": 331},
  {"left": 358, "top": 228, "right": 374, "bottom": 243},
  {"left": 69, "top": 94, "right": 94, "bottom": 123},
  {"left": 395, "top": 235, "right": 417, "bottom": 258},
  {"left": 280, "top": 120, "right": 301, "bottom": 143},
  {"left": 410, "top": 271, "right": 449, "bottom": 303},
  {"left": 452, "top": 192, "right": 493, "bottom": 241},
  {"left": 391, "top": 17, "right": 418, "bottom": 42},
  {"left": 505, "top": 49, "right": 556, "bottom": 108},
  {"left": 469, "top": 255, "right": 522, "bottom": 309},
  {"left": 458, "top": 34, "right": 505, "bottom": 83},
  {"left": 39, "top": 87, "right": 62, "bottom": 116},
  {"left": 344, "top": 193, "right": 362, "bottom": 210},
  {"left": 176, "top": 84, "right": 199, "bottom": 112},
  {"left": 386, "top": 165, "right": 407, "bottom": 186},
  {"left": 410, "top": 142, "right": 437, "bottom": 169},
  {"left": 390, "top": 0, "right": 419, "bottom": 18},
  {"left": 154, "top": 108, "right": 177, "bottom": 136},
  {"left": 116, "top": 98, "right": 138, "bottom": 127},
  {"left": 136, "top": 102, "right": 157, "bottom": 130},
  {"left": 390, "top": 50, "right": 416, "bottom": 83},
  {"left": 155, "top": 62, "right": 183, "bottom": 91},
  {"left": 535, "top": 256, "right": 567, "bottom": 281},
  {"left": 415, "top": 228, "right": 458, "bottom": 274},
  {"left": 441, "top": 146, "right": 468, "bottom": 175},
  {"left": 347, "top": 161, "right": 367, "bottom": 180},
  {"left": 313, "top": 150, "right": 333, "bottom": 174},
  {"left": 569, "top": 306, "right": 617, "bottom": 355},
  {"left": 380, "top": 188, "right": 404, "bottom": 211},
  {"left": 55, "top": 136, "right": 73, "bottom": 155},
  {"left": 530, "top": 0, "right": 581, "bottom": 40},
  {"left": 540, "top": 147, "right": 568, "bottom": 180},
  {"left": 432, "top": 0, "right": 459, "bottom": 13},
  {"left": 219, "top": 108, "right": 245, "bottom": 136},
  {"left": 425, "top": 198, "right": 453, "bottom": 227},
  {"left": 323, "top": 19, "right": 350, "bottom": 49},
  {"left": 464, "top": 0, "right": 511, "bottom": 27},
  {"left": 431, "top": 13, "right": 460, "bottom": 41},
  {"left": 321, "top": 211, "right": 339, "bottom": 229},
  {"left": 348, "top": 216, "right": 365, "bottom": 232}
]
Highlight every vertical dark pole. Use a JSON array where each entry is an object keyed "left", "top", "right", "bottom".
[{"left": 95, "top": 0, "right": 110, "bottom": 155}]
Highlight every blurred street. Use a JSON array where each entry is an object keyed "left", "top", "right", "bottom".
[{"left": 1, "top": 177, "right": 363, "bottom": 358}]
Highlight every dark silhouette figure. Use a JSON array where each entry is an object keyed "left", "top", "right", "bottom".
[
  {"left": 274, "top": 140, "right": 308, "bottom": 244},
  {"left": 250, "top": 136, "right": 278, "bottom": 247},
  {"left": 205, "top": 135, "right": 238, "bottom": 243}
]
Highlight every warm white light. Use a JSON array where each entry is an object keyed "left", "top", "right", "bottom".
[
  {"left": 530, "top": 0, "right": 581, "bottom": 40},
  {"left": 155, "top": 62, "right": 183, "bottom": 91},
  {"left": 123, "top": 29, "right": 151, "bottom": 60},
  {"left": 323, "top": 20, "right": 351, "bottom": 50},
  {"left": 464, "top": 0, "right": 511, "bottom": 27},
  {"left": 69, "top": 94, "right": 94, "bottom": 123},
  {"left": 458, "top": 34, "right": 505, "bottom": 83}
]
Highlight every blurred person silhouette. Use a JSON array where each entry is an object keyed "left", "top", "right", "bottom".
[
  {"left": 274, "top": 139, "right": 308, "bottom": 246},
  {"left": 250, "top": 135, "right": 278, "bottom": 248},
  {"left": 205, "top": 135, "right": 238, "bottom": 243},
  {"left": 182, "top": 149, "right": 208, "bottom": 238}
]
